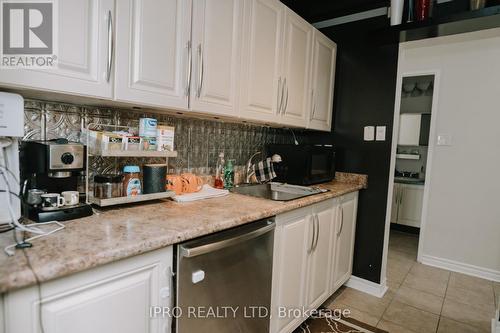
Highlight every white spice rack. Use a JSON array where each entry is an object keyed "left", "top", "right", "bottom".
[{"left": 84, "top": 123, "right": 177, "bottom": 207}]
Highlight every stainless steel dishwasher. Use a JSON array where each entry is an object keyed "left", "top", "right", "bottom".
[{"left": 176, "top": 218, "right": 275, "bottom": 333}]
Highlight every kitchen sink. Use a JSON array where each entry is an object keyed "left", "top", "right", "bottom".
[{"left": 230, "top": 182, "right": 328, "bottom": 201}]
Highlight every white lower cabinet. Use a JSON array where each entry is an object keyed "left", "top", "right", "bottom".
[
  {"left": 4, "top": 246, "right": 173, "bottom": 333},
  {"left": 271, "top": 192, "right": 358, "bottom": 333},
  {"left": 391, "top": 183, "right": 424, "bottom": 228},
  {"left": 306, "top": 200, "right": 335, "bottom": 309},
  {"left": 331, "top": 191, "right": 358, "bottom": 292},
  {"left": 271, "top": 206, "right": 311, "bottom": 333}
]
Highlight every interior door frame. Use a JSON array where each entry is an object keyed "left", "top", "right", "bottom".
[{"left": 379, "top": 53, "right": 442, "bottom": 290}]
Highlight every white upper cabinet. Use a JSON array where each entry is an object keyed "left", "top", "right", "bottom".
[
  {"left": 0, "top": 0, "right": 337, "bottom": 130},
  {"left": 114, "top": 0, "right": 191, "bottom": 109},
  {"left": 279, "top": 8, "right": 313, "bottom": 127},
  {"left": 308, "top": 30, "right": 336, "bottom": 132},
  {"left": 398, "top": 114, "right": 422, "bottom": 145},
  {"left": 239, "top": 0, "right": 284, "bottom": 123},
  {"left": 190, "top": 0, "right": 243, "bottom": 116},
  {"left": 0, "top": 0, "right": 114, "bottom": 99}
]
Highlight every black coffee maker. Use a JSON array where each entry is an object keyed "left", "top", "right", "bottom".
[{"left": 21, "top": 139, "right": 93, "bottom": 222}]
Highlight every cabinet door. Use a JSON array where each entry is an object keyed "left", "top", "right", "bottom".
[
  {"left": 398, "top": 184, "right": 424, "bottom": 227},
  {"left": 191, "top": 0, "right": 242, "bottom": 116},
  {"left": 0, "top": 0, "right": 113, "bottom": 99},
  {"left": 307, "top": 200, "right": 335, "bottom": 309},
  {"left": 331, "top": 192, "right": 358, "bottom": 292},
  {"left": 4, "top": 247, "right": 173, "bottom": 333},
  {"left": 398, "top": 114, "right": 422, "bottom": 146},
  {"left": 0, "top": 294, "right": 4, "bottom": 333},
  {"left": 280, "top": 8, "right": 312, "bottom": 127},
  {"left": 239, "top": 0, "right": 284, "bottom": 123},
  {"left": 271, "top": 208, "right": 311, "bottom": 333},
  {"left": 114, "top": 0, "right": 190, "bottom": 109},
  {"left": 308, "top": 29, "right": 336, "bottom": 132},
  {"left": 390, "top": 183, "right": 400, "bottom": 223}
]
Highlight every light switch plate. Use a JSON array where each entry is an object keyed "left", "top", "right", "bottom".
[
  {"left": 376, "top": 126, "right": 386, "bottom": 141},
  {"left": 364, "top": 126, "right": 375, "bottom": 141},
  {"left": 437, "top": 134, "right": 453, "bottom": 146}
]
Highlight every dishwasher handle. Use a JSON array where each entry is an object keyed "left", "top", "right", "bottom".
[{"left": 180, "top": 220, "right": 275, "bottom": 258}]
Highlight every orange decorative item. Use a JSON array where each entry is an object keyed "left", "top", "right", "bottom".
[
  {"left": 166, "top": 175, "right": 183, "bottom": 195},
  {"left": 181, "top": 173, "right": 203, "bottom": 193}
]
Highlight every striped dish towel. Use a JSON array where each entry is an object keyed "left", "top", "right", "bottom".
[{"left": 254, "top": 158, "right": 277, "bottom": 183}]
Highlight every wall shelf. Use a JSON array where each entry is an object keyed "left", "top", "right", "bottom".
[
  {"left": 395, "top": 5, "right": 500, "bottom": 42},
  {"left": 396, "top": 153, "right": 420, "bottom": 160}
]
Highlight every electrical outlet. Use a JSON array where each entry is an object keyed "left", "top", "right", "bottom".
[{"left": 437, "top": 134, "right": 453, "bottom": 146}]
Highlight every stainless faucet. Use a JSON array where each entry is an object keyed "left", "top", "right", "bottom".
[{"left": 244, "top": 151, "right": 262, "bottom": 184}]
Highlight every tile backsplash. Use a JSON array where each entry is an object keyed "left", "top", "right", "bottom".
[{"left": 23, "top": 99, "right": 305, "bottom": 176}]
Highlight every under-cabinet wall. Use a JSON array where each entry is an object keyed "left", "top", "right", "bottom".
[{"left": 22, "top": 99, "right": 305, "bottom": 176}]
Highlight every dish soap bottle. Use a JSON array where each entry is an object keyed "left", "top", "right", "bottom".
[
  {"left": 224, "top": 159, "right": 235, "bottom": 189},
  {"left": 214, "top": 152, "right": 225, "bottom": 189}
]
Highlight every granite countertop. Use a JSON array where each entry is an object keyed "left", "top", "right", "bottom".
[{"left": 0, "top": 173, "right": 367, "bottom": 294}]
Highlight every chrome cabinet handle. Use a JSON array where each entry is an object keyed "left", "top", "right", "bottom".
[
  {"left": 283, "top": 79, "right": 289, "bottom": 115},
  {"left": 277, "top": 77, "right": 282, "bottom": 114},
  {"left": 185, "top": 41, "right": 192, "bottom": 96},
  {"left": 106, "top": 10, "right": 114, "bottom": 83},
  {"left": 308, "top": 215, "right": 316, "bottom": 254},
  {"left": 310, "top": 89, "right": 315, "bottom": 121},
  {"left": 338, "top": 206, "right": 344, "bottom": 236},
  {"left": 279, "top": 77, "right": 285, "bottom": 115},
  {"left": 313, "top": 214, "right": 320, "bottom": 251},
  {"left": 197, "top": 44, "right": 204, "bottom": 98}
]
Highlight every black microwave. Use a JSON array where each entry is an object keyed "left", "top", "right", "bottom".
[{"left": 266, "top": 144, "right": 335, "bottom": 186}]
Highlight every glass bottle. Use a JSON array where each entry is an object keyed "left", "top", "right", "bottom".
[
  {"left": 214, "top": 152, "right": 225, "bottom": 189},
  {"left": 224, "top": 159, "right": 235, "bottom": 189}
]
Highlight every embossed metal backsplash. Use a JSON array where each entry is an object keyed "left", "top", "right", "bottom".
[{"left": 23, "top": 99, "right": 303, "bottom": 175}]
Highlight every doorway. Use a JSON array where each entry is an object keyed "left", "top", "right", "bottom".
[{"left": 383, "top": 73, "right": 439, "bottom": 287}]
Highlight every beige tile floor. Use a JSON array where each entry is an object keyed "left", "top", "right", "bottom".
[{"left": 327, "top": 230, "right": 500, "bottom": 333}]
